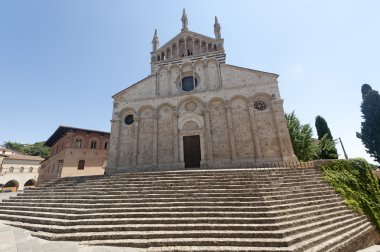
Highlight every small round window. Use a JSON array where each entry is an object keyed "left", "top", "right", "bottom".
[
  {"left": 253, "top": 101, "right": 266, "bottom": 111},
  {"left": 125, "top": 115, "right": 134, "bottom": 125},
  {"left": 181, "top": 76, "right": 198, "bottom": 91}
]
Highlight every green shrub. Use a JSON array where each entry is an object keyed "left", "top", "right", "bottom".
[{"left": 321, "top": 159, "right": 380, "bottom": 230}]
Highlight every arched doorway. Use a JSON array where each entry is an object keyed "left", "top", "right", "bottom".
[
  {"left": 24, "top": 179, "right": 37, "bottom": 190},
  {"left": 3, "top": 180, "right": 19, "bottom": 192}
]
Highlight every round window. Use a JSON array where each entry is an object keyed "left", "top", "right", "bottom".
[
  {"left": 125, "top": 115, "right": 134, "bottom": 125},
  {"left": 253, "top": 101, "right": 266, "bottom": 111},
  {"left": 181, "top": 76, "right": 198, "bottom": 91}
]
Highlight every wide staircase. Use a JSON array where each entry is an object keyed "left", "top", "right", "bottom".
[{"left": 0, "top": 167, "right": 378, "bottom": 251}]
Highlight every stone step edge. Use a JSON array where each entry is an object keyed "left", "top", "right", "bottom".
[
  {"left": 2, "top": 196, "right": 341, "bottom": 209},
  {"left": 0, "top": 208, "right": 353, "bottom": 227},
  {"left": 75, "top": 217, "right": 364, "bottom": 247},
  {"left": 0, "top": 201, "right": 344, "bottom": 216},
  {"left": 0, "top": 205, "right": 348, "bottom": 220}
]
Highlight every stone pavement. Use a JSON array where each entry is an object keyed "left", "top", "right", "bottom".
[{"left": 0, "top": 220, "right": 145, "bottom": 252}]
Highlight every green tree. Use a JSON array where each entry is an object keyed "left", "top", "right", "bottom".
[
  {"left": 285, "top": 111, "right": 318, "bottom": 161},
  {"left": 315, "top": 115, "right": 333, "bottom": 140},
  {"left": 357, "top": 84, "right": 380, "bottom": 163},
  {"left": 3, "top": 141, "right": 50, "bottom": 159},
  {"left": 318, "top": 134, "right": 338, "bottom": 159},
  {"left": 315, "top": 115, "right": 338, "bottom": 159}
]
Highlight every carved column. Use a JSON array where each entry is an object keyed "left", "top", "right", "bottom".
[
  {"left": 152, "top": 112, "right": 158, "bottom": 166},
  {"left": 202, "top": 104, "right": 213, "bottom": 161},
  {"left": 225, "top": 101, "right": 237, "bottom": 160},
  {"left": 248, "top": 101, "right": 262, "bottom": 158},
  {"left": 173, "top": 110, "right": 179, "bottom": 162},
  {"left": 133, "top": 116, "right": 140, "bottom": 166}
]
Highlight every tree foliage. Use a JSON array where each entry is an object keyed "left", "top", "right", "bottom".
[
  {"left": 315, "top": 115, "right": 333, "bottom": 140},
  {"left": 321, "top": 159, "right": 380, "bottom": 230},
  {"left": 285, "top": 111, "right": 318, "bottom": 161},
  {"left": 357, "top": 84, "right": 380, "bottom": 163},
  {"left": 3, "top": 141, "right": 50, "bottom": 159},
  {"left": 315, "top": 115, "right": 338, "bottom": 159},
  {"left": 318, "top": 134, "right": 338, "bottom": 159}
]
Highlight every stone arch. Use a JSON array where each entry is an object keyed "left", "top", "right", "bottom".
[
  {"left": 24, "top": 179, "right": 37, "bottom": 187},
  {"left": 157, "top": 103, "right": 175, "bottom": 114},
  {"left": 138, "top": 105, "right": 156, "bottom": 117},
  {"left": 182, "top": 120, "right": 199, "bottom": 131},
  {"left": 4, "top": 180, "right": 19, "bottom": 191},
  {"left": 178, "top": 113, "right": 204, "bottom": 130},
  {"left": 230, "top": 95, "right": 249, "bottom": 103},
  {"left": 177, "top": 96, "right": 204, "bottom": 111},
  {"left": 119, "top": 107, "right": 137, "bottom": 119},
  {"left": 181, "top": 62, "right": 193, "bottom": 73},
  {"left": 251, "top": 92, "right": 272, "bottom": 103}
]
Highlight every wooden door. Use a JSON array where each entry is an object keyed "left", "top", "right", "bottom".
[{"left": 183, "top": 135, "right": 201, "bottom": 168}]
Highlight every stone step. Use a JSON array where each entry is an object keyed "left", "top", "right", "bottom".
[
  {"left": 48, "top": 168, "right": 321, "bottom": 181},
  {"left": 22, "top": 186, "right": 334, "bottom": 199},
  {"left": 0, "top": 200, "right": 342, "bottom": 217},
  {"left": 6, "top": 212, "right": 356, "bottom": 234},
  {"left": 39, "top": 171, "right": 324, "bottom": 187},
  {"left": 289, "top": 217, "right": 373, "bottom": 252},
  {"left": 38, "top": 180, "right": 328, "bottom": 192},
  {"left": 0, "top": 205, "right": 348, "bottom": 223},
  {"left": 3, "top": 193, "right": 342, "bottom": 207},
  {"left": 77, "top": 216, "right": 365, "bottom": 248},
  {"left": 0, "top": 196, "right": 342, "bottom": 211},
  {"left": 33, "top": 182, "right": 330, "bottom": 194},
  {"left": 0, "top": 207, "right": 352, "bottom": 229},
  {"left": 15, "top": 189, "right": 336, "bottom": 201},
  {"left": 28, "top": 182, "right": 331, "bottom": 193}
]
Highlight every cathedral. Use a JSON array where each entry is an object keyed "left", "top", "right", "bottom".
[{"left": 106, "top": 10, "right": 297, "bottom": 173}]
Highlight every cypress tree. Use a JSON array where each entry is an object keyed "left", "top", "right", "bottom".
[
  {"left": 315, "top": 115, "right": 333, "bottom": 140},
  {"left": 357, "top": 84, "right": 380, "bottom": 163}
]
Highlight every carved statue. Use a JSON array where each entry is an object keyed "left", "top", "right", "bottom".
[{"left": 181, "top": 9, "right": 188, "bottom": 31}]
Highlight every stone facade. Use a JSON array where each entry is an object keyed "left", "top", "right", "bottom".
[
  {"left": 38, "top": 126, "right": 110, "bottom": 184},
  {"left": 106, "top": 11, "right": 297, "bottom": 173},
  {"left": 0, "top": 154, "right": 42, "bottom": 191}
]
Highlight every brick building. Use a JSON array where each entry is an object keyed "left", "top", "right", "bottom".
[{"left": 38, "top": 126, "right": 110, "bottom": 184}]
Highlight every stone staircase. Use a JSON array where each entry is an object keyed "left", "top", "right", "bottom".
[{"left": 0, "top": 167, "right": 378, "bottom": 251}]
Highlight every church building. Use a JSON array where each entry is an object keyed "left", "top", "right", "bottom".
[{"left": 106, "top": 10, "right": 297, "bottom": 173}]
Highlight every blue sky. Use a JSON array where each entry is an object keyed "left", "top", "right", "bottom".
[{"left": 0, "top": 1, "right": 379, "bottom": 164}]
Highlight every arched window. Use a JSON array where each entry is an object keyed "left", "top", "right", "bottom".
[
  {"left": 29, "top": 167, "right": 33, "bottom": 173},
  {"left": 90, "top": 140, "right": 97, "bottom": 149},
  {"left": 9, "top": 167, "right": 14, "bottom": 173},
  {"left": 78, "top": 160, "right": 85, "bottom": 170},
  {"left": 74, "top": 139, "right": 82, "bottom": 148},
  {"left": 104, "top": 141, "right": 109, "bottom": 150},
  {"left": 19, "top": 167, "right": 24, "bottom": 173}
]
